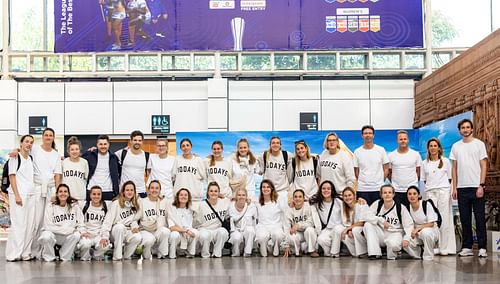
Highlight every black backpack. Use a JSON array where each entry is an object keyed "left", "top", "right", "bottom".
[
  {"left": 291, "top": 156, "right": 318, "bottom": 183},
  {"left": 376, "top": 199, "right": 403, "bottom": 225},
  {"left": 422, "top": 199, "right": 442, "bottom": 228},
  {"left": 1, "top": 155, "right": 33, "bottom": 193},
  {"left": 262, "top": 150, "right": 288, "bottom": 174}
]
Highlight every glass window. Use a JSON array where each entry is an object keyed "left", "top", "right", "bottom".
[
  {"left": 372, "top": 53, "right": 400, "bottom": 69},
  {"left": 241, "top": 55, "right": 271, "bottom": 71},
  {"left": 97, "top": 56, "right": 125, "bottom": 71},
  {"left": 220, "top": 55, "right": 237, "bottom": 71},
  {"left": 172, "top": 55, "right": 191, "bottom": 70},
  {"left": 129, "top": 55, "right": 158, "bottom": 71},
  {"left": 9, "top": 57, "right": 27, "bottom": 72},
  {"left": 10, "top": 0, "right": 44, "bottom": 51},
  {"left": 307, "top": 54, "right": 336, "bottom": 70},
  {"left": 275, "top": 54, "right": 301, "bottom": 70},
  {"left": 0, "top": 2, "right": 3, "bottom": 50},
  {"left": 340, "top": 54, "right": 366, "bottom": 70},
  {"left": 432, "top": 0, "right": 493, "bottom": 47},
  {"left": 194, "top": 55, "right": 215, "bottom": 71},
  {"left": 63, "top": 56, "right": 93, "bottom": 72},
  {"left": 405, "top": 53, "right": 425, "bottom": 70},
  {"left": 432, "top": 52, "right": 452, "bottom": 69},
  {"left": 32, "top": 56, "right": 60, "bottom": 72}
]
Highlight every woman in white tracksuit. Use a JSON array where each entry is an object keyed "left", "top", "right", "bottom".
[
  {"left": 137, "top": 180, "right": 170, "bottom": 259},
  {"left": 363, "top": 184, "right": 414, "bottom": 260},
  {"left": 420, "top": 138, "right": 456, "bottom": 255},
  {"left": 38, "top": 184, "right": 84, "bottom": 261},
  {"left": 171, "top": 138, "right": 207, "bottom": 203},
  {"left": 196, "top": 181, "right": 231, "bottom": 258},
  {"left": 31, "top": 128, "right": 63, "bottom": 259},
  {"left": 228, "top": 188, "right": 257, "bottom": 257},
  {"left": 317, "top": 132, "right": 356, "bottom": 195},
  {"left": 331, "top": 187, "right": 369, "bottom": 257},
  {"left": 288, "top": 141, "right": 319, "bottom": 200},
  {"left": 258, "top": 136, "right": 292, "bottom": 208},
  {"left": 405, "top": 186, "right": 440, "bottom": 261},
  {"left": 5, "top": 135, "right": 36, "bottom": 262},
  {"left": 255, "top": 179, "right": 286, "bottom": 257},
  {"left": 205, "top": 141, "right": 233, "bottom": 198},
  {"left": 168, "top": 188, "right": 198, "bottom": 258},
  {"left": 283, "top": 189, "right": 320, "bottom": 257},
  {"left": 79, "top": 185, "right": 109, "bottom": 261},
  {"left": 310, "top": 180, "right": 342, "bottom": 257},
  {"left": 100, "top": 180, "right": 142, "bottom": 261},
  {"left": 231, "top": 138, "right": 260, "bottom": 201}
]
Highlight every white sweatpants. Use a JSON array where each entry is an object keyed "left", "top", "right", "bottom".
[
  {"left": 110, "top": 224, "right": 142, "bottom": 260},
  {"left": 168, "top": 229, "right": 198, "bottom": 259},
  {"left": 32, "top": 187, "right": 55, "bottom": 259},
  {"left": 78, "top": 235, "right": 108, "bottom": 261},
  {"left": 317, "top": 228, "right": 334, "bottom": 256},
  {"left": 198, "top": 227, "right": 229, "bottom": 258},
  {"left": 286, "top": 227, "right": 317, "bottom": 255},
  {"left": 364, "top": 222, "right": 403, "bottom": 260},
  {"left": 140, "top": 227, "right": 170, "bottom": 259},
  {"left": 343, "top": 226, "right": 367, "bottom": 257},
  {"left": 331, "top": 225, "right": 367, "bottom": 256},
  {"left": 229, "top": 226, "right": 256, "bottom": 256},
  {"left": 255, "top": 224, "right": 285, "bottom": 257},
  {"left": 426, "top": 188, "right": 456, "bottom": 254},
  {"left": 405, "top": 227, "right": 439, "bottom": 261},
  {"left": 38, "top": 231, "right": 80, "bottom": 261},
  {"left": 5, "top": 193, "right": 37, "bottom": 261}
]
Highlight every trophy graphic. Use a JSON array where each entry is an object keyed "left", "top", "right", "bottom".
[{"left": 231, "top": 17, "right": 245, "bottom": 51}]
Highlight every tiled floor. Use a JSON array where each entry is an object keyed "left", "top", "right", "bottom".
[{"left": 1, "top": 242, "right": 500, "bottom": 284}]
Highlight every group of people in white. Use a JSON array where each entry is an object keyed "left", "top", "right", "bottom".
[{"left": 4, "top": 118, "right": 489, "bottom": 262}]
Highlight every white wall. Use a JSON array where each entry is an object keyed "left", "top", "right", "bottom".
[{"left": 0, "top": 79, "right": 416, "bottom": 142}]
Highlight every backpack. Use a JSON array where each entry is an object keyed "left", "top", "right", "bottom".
[
  {"left": 1, "top": 154, "right": 33, "bottom": 193},
  {"left": 291, "top": 156, "right": 318, "bottom": 183},
  {"left": 120, "top": 149, "right": 150, "bottom": 173},
  {"left": 262, "top": 150, "right": 288, "bottom": 174},
  {"left": 376, "top": 199, "right": 402, "bottom": 225},
  {"left": 422, "top": 199, "right": 442, "bottom": 228}
]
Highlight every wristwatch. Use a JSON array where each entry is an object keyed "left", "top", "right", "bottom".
[{"left": 480, "top": 183, "right": 486, "bottom": 188}]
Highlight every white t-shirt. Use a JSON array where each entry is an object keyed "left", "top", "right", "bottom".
[
  {"left": 62, "top": 158, "right": 89, "bottom": 201},
  {"left": 32, "top": 145, "right": 62, "bottom": 182},
  {"left": 449, "top": 138, "right": 488, "bottom": 188},
  {"left": 388, "top": 149, "right": 422, "bottom": 193},
  {"left": 353, "top": 145, "right": 389, "bottom": 192},
  {"left": 146, "top": 154, "right": 174, "bottom": 199},
  {"left": 205, "top": 158, "right": 233, "bottom": 198},
  {"left": 421, "top": 158, "right": 452, "bottom": 190},
  {"left": 87, "top": 152, "right": 113, "bottom": 193},
  {"left": 258, "top": 151, "right": 292, "bottom": 193},
  {"left": 116, "top": 149, "right": 148, "bottom": 194},
  {"left": 317, "top": 149, "right": 356, "bottom": 194},
  {"left": 340, "top": 203, "right": 369, "bottom": 227},
  {"left": 409, "top": 200, "right": 438, "bottom": 226},
  {"left": 196, "top": 198, "right": 231, "bottom": 230},
  {"left": 8, "top": 154, "right": 35, "bottom": 196},
  {"left": 289, "top": 158, "right": 319, "bottom": 199},
  {"left": 313, "top": 199, "right": 341, "bottom": 229}
]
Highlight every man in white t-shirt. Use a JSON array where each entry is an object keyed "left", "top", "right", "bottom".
[
  {"left": 82, "top": 135, "right": 121, "bottom": 203},
  {"left": 116, "top": 130, "right": 150, "bottom": 197},
  {"left": 388, "top": 130, "right": 422, "bottom": 207},
  {"left": 353, "top": 125, "right": 389, "bottom": 205},
  {"left": 450, "top": 118, "right": 488, "bottom": 258},
  {"left": 147, "top": 138, "right": 174, "bottom": 199}
]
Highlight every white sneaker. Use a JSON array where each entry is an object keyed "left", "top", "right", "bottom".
[
  {"left": 478, "top": 249, "right": 488, "bottom": 258},
  {"left": 458, "top": 248, "right": 473, "bottom": 257}
]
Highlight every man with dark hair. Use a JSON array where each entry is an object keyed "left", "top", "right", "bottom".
[
  {"left": 353, "top": 125, "right": 389, "bottom": 205},
  {"left": 450, "top": 118, "right": 488, "bottom": 258},
  {"left": 82, "top": 135, "right": 121, "bottom": 204},
  {"left": 115, "top": 130, "right": 150, "bottom": 198}
]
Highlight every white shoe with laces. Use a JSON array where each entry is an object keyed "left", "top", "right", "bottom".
[
  {"left": 458, "top": 248, "right": 473, "bottom": 257},
  {"left": 478, "top": 249, "right": 488, "bottom": 258}
]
